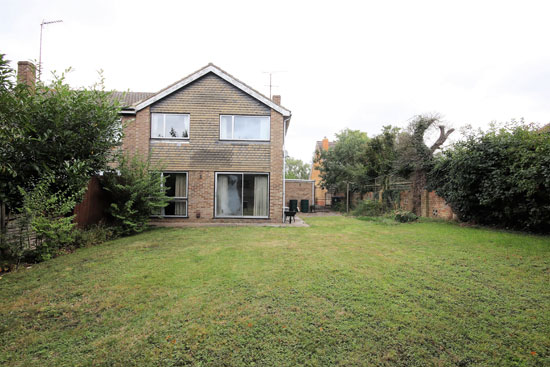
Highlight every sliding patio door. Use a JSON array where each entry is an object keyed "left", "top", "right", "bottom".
[{"left": 216, "top": 173, "right": 269, "bottom": 218}]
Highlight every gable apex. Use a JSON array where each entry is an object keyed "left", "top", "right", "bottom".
[{"left": 134, "top": 64, "right": 291, "bottom": 117}]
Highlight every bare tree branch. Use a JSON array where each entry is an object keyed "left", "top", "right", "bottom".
[{"left": 430, "top": 125, "right": 455, "bottom": 152}]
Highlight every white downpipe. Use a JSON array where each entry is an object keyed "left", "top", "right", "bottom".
[{"left": 282, "top": 117, "right": 290, "bottom": 222}]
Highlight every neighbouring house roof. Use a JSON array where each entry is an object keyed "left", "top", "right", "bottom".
[
  {"left": 128, "top": 63, "right": 291, "bottom": 117},
  {"left": 111, "top": 91, "right": 155, "bottom": 108}
]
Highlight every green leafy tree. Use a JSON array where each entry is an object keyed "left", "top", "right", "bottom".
[
  {"left": 101, "top": 154, "right": 170, "bottom": 236},
  {"left": 428, "top": 121, "right": 550, "bottom": 232},
  {"left": 363, "top": 126, "right": 400, "bottom": 188},
  {"left": 315, "top": 129, "right": 370, "bottom": 194},
  {"left": 285, "top": 156, "right": 311, "bottom": 179},
  {"left": 0, "top": 53, "right": 122, "bottom": 212},
  {"left": 315, "top": 127, "right": 400, "bottom": 196}
]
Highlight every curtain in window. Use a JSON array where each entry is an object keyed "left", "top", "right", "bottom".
[
  {"left": 173, "top": 173, "right": 187, "bottom": 216},
  {"left": 175, "top": 174, "right": 187, "bottom": 197},
  {"left": 216, "top": 175, "right": 229, "bottom": 216},
  {"left": 253, "top": 175, "right": 268, "bottom": 216}
]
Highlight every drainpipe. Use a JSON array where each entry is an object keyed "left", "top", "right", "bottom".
[{"left": 282, "top": 116, "right": 291, "bottom": 222}]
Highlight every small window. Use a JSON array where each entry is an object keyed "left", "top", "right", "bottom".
[
  {"left": 220, "top": 115, "right": 270, "bottom": 141},
  {"left": 161, "top": 172, "right": 188, "bottom": 217},
  {"left": 151, "top": 113, "right": 189, "bottom": 139}
]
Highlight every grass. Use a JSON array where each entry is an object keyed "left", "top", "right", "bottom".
[{"left": 1, "top": 216, "right": 549, "bottom": 366}]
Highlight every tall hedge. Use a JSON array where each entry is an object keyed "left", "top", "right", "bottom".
[{"left": 428, "top": 123, "right": 550, "bottom": 233}]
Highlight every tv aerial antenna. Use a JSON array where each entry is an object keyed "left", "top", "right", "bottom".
[
  {"left": 262, "top": 70, "right": 286, "bottom": 98},
  {"left": 39, "top": 19, "right": 63, "bottom": 80}
]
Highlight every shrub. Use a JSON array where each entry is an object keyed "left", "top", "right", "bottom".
[
  {"left": 101, "top": 154, "right": 169, "bottom": 236},
  {"left": 72, "top": 225, "right": 116, "bottom": 248},
  {"left": 0, "top": 175, "right": 81, "bottom": 265},
  {"left": 0, "top": 53, "right": 122, "bottom": 214},
  {"left": 23, "top": 176, "right": 80, "bottom": 262},
  {"left": 332, "top": 201, "right": 347, "bottom": 213},
  {"left": 393, "top": 210, "right": 418, "bottom": 223},
  {"left": 352, "top": 199, "right": 385, "bottom": 216},
  {"left": 428, "top": 122, "right": 550, "bottom": 233}
]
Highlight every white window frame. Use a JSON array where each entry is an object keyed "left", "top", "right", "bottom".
[
  {"left": 151, "top": 113, "right": 190, "bottom": 140},
  {"left": 219, "top": 115, "right": 270, "bottom": 141},
  {"left": 214, "top": 172, "right": 270, "bottom": 219},
  {"left": 161, "top": 171, "right": 189, "bottom": 218}
]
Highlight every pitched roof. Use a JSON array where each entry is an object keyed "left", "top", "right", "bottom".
[
  {"left": 111, "top": 91, "right": 155, "bottom": 108},
  {"left": 134, "top": 63, "right": 291, "bottom": 117}
]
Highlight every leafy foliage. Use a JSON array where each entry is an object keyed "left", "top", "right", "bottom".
[
  {"left": 428, "top": 121, "right": 550, "bottom": 232},
  {"left": 285, "top": 156, "right": 311, "bottom": 179},
  {"left": 101, "top": 154, "right": 170, "bottom": 236},
  {"left": 0, "top": 53, "right": 122, "bottom": 212},
  {"left": 72, "top": 224, "right": 116, "bottom": 248},
  {"left": 394, "top": 114, "right": 454, "bottom": 214},
  {"left": 352, "top": 199, "right": 386, "bottom": 217},
  {"left": 0, "top": 175, "right": 80, "bottom": 265},
  {"left": 315, "top": 127, "right": 401, "bottom": 196},
  {"left": 393, "top": 210, "right": 418, "bottom": 223}
]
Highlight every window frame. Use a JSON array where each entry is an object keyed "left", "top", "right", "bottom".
[
  {"left": 151, "top": 113, "right": 190, "bottom": 140},
  {"left": 161, "top": 171, "right": 189, "bottom": 218},
  {"left": 219, "top": 115, "right": 271, "bottom": 142},
  {"left": 214, "top": 172, "right": 270, "bottom": 219}
]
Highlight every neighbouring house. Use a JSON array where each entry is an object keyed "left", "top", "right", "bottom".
[
  {"left": 116, "top": 63, "right": 292, "bottom": 223},
  {"left": 310, "top": 137, "right": 336, "bottom": 206}
]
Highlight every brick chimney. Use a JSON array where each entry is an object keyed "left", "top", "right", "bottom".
[
  {"left": 272, "top": 95, "right": 281, "bottom": 105},
  {"left": 17, "top": 61, "right": 36, "bottom": 88},
  {"left": 322, "top": 137, "right": 329, "bottom": 150}
]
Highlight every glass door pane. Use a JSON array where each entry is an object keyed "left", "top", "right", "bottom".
[{"left": 216, "top": 174, "right": 243, "bottom": 216}]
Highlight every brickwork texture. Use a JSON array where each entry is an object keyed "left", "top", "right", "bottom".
[{"left": 121, "top": 72, "right": 286, "bottom": 223}]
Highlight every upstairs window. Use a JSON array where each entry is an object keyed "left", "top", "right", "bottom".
[
  {"left": 220, "top": 115, "right": 270, "bottom": 141},
  {"left": 151, "top": 113, "right": 189, "bottom": 139}
]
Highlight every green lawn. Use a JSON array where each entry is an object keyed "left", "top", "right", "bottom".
[{"left": 1, "top": 216, "right": 549, "bottom": 366}]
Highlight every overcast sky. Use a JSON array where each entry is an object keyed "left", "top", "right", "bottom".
[{"left": 2, "top": 0, "right": 550, "bottom": 163}]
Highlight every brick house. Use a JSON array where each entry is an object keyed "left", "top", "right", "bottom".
[
  {"left": 116, "top": 64, "right": 292, "bottom": 223},
  {"left": 310, "top": 137, "right": 335, "bottom": 206}
]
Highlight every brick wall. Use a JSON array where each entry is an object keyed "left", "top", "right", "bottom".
[
  {"left": 421, "top": 190, "right": 455, "bottom": 219},
  {"left": 121, "top": 72, "right": 285, "bottom": 223},
  {"left": 361, "top": 190, "right": 455, "bottom": 220},
  {"left": 284, "top": 180, "right": 314, "bottom": 208}
]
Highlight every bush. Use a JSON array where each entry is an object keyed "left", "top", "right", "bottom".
[
  {"left": 428, "top": 122, "right": 550, "bottom": 233},
  {"left": 352, "top": 199, "right": 385, "bottom": 216},
  {"left": 72, "top": 225, "right": 116, "bottom": 248},
  {"left": 101, "top": 154, "right": 169, "bottom": 236},
  {"left": 393, "top": 210, "right": 418, "bottom": 223},
  {"left": 0, "top": 175, "right": 80, "bottom": 265},
  {"left": 332, "top": 201, "right": 347, "bottom": 213}
]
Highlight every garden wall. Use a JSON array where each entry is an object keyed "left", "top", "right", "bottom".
[
  {"left": 364, "top": 190, "right": 455, "bottom": 220},
  {"left": 284, "top": 179, "right": 315, "bottom": 209}
]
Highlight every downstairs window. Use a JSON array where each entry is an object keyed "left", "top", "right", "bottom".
[
  {"left": 215, "top": 173, "right": 269, "bottom": 218},
  {"left": 162, "top": 172, "right": 188, "bottom": 217}
]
